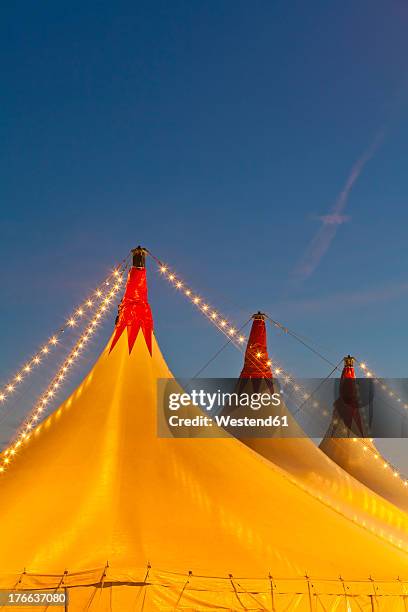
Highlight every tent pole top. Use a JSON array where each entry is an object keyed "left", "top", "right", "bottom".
[
  {"left": 251, "top": 311, "right": 266, "bottom": 321},
  {"left": 131, "top": 246, "right": 148, "bottom": 269}
]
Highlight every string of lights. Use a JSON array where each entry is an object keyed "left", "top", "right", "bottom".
[
  {"left": 0, "top": 264, "right": 127, "bottom": 407},
  {"left": 0, "top": 268, "right": 126, "bottom": 473},
  {"left": 357, "top": 361, "right": 408, "bottom": 410},
  {"left": 350, "top": 436, "right": 408, "bottom": 488},
  {"left": 148, "top": 252, "right": 326, "bottom": 416}
]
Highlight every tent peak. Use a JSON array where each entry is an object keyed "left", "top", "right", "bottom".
[
  {"left": 342, "top": 354, "right": 356, "bottom": 379},
  {"left": 109, "top": 254, "right": 153, "bottom": 355},
  {"left": 240, "top": 312, "right": 272, "bottom": 379}
]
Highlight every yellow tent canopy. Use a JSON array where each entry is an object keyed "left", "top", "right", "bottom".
[{"left": 0, "top": 262, "right": 407, "bottom": 610}]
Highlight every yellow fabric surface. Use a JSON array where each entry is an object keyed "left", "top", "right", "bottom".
[
  {"left": 235, "top": 433, "right": 408, "bottom": 544},
  {"left": 0, "top": 332, "right": 408, "bottom": 610},
  {"left": 320, "top": 436, "right": 408, "bottom": 513}
]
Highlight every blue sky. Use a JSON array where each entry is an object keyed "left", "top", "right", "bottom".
[{"left": 1, "top": 2, "right": 408, "bottom": 461}]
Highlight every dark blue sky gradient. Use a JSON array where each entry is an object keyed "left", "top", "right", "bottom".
[{"left": 1, "top": 2, "right": 408, "bottom": 462}]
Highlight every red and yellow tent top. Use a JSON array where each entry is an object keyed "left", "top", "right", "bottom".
[
  {"left": 235, "top": 314, "right": 408, "bottom": 544},
  {"left": 320, "top": 355, "right": 408, "bottom": 513}
]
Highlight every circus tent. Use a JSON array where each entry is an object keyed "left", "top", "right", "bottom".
[
  {"left": 233, "top": 312, "right": 408, "bottom": 544},
  {"left": 320, "top": 355, "right": 408, "bottom": 513},
  {"left": 0, "top": 250, "right": 408, "bottom": 609}
]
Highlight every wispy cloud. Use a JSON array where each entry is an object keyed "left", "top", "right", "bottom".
[
  {"left": 315, "top": 213, "right": 350, "bottom": 225},
  {"left": 280, "top": 281, "right": 408, "bottom": 315},
  {"left": 293, "top": 129, "right": 385, "bottom": 282}
]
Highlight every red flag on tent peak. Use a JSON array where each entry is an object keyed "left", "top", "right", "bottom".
[
  {"left": 335, "top": 354, "right": 364, "bottom": 435},
  {"left": 110, "top": 247, "right": 153, "bottom": 355},
  {"left": 341, "top": 354, "right": 356, "bottom": 379},
  {"left": 240, "top": 312, "right": 273, "bottom": 379}
]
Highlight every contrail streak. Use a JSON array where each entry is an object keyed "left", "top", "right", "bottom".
[{"left": 293, "top": 129, "right": 385, "bottom": 282}]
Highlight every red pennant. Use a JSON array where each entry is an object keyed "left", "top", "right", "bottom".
[{"left": 109, "top": 267, "right": 153, "bottom": 355}]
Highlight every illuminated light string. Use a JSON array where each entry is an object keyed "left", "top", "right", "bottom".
[
  {"left": 151, "top": 254, "right": 408, "bottom": 492},
  {"left": 357, "top": 361, "right": 408, "bottom": 410},
  {"left": 150, "top": 255, "right": 327, "bottom": 416},
  {"left": 350, "top": 361, "right": 408, "bottom": 487},
  {"left": 351, "top": 436, "right": 408, "bottom": 488},
  {"left": 0, "top": 270, "right": 127, "bottom": 473},
  {"left": 0, "top": 266, "right": 127, "bottom": 407}
]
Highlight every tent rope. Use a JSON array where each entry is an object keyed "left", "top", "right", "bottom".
[
  {"left": 42, "top": 570, "right": 68, "bottom": 612},
  {"left": 265, "top": 314, "right": 338, "bottom": 369},
  {"left": 132, "top": 563, "right": 151, "bottom": 610},
  {"left": 173, "top": 570, "right": 192, "bottom": 611},
  {"left": 229, "top": 575, "right": 249, "bottom": 610},
  {"left": 268, "top": 574, "right": 276, "bottom": 612},
  {"left": 234, "top": 576, "right": 269, "bottom": 611},
  {"left": 84, "top": 564, "right": 108, "bottom": 611},
  {"left": 192, "top": 319, "right": 252, "bottom": 378}
]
